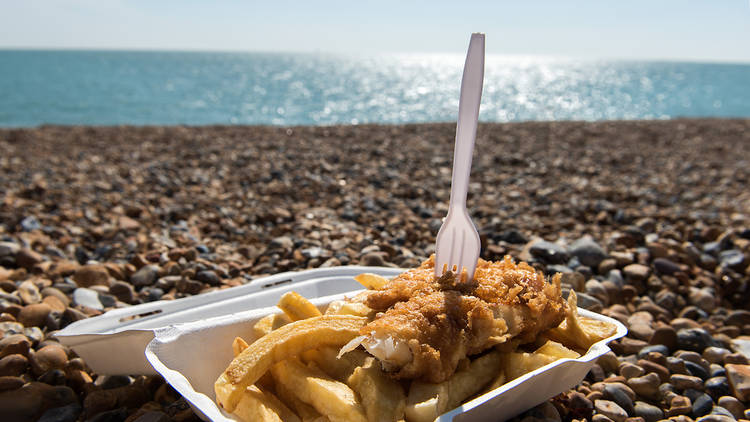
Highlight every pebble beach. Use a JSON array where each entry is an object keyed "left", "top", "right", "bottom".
[{"left": 1, "top": 119, "right": 749, "bottom": 421}]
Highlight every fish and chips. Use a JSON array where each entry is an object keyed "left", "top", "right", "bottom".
[{"left": 215, "top": 256, "right": 617, "bottom": 421}]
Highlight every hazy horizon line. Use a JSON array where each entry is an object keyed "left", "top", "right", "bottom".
[{"left": 2, "top": 45, "right": 750, "bottom": 66}]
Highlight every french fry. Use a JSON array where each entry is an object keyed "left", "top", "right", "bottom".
[
  {"left": 353, "top": 273, "right": 390, "bottom": 290},
  {"left": 233, "top": 385, "right": 301, "bottom": 422},
  {"left": 278, "top": 291, "right": 322, "bottom": 321},
  {"left": 215, "top": 315, "right": 367, "bottom": 412},
  {"left": 535, "top": 340, "right": 580, "bottom": 360},
  {"left": 301, "top": 346, "right": 368, "bottom": 382},
  {"left": 405, "top": 350, "right": 502, "bottom": 422},
  {"left": 503, "top": 351, "right": 557, "bottom": 381},
  {"left": 270, "top": 359, "right": 368, "bottom": 422},
  {"left": 233, "top": 337, "right": 249, "bottom": 356},
  {"left": 275, "top": 378, "right": 324, "bottom": 422},
  {"left": 546, "top": 291, "right": 616, "bottom": 350},
  {"left": 347, "top": 356, "right": 406, "bottom": 422},
  {"left": 324, "top": 300, "right": 374, "bottom": 318},
  {"left": 253, "top": 313, "right": 292, "bottom": 338},
  {"left": 484, "top": 368, "right": 506, "bottom": 392}
]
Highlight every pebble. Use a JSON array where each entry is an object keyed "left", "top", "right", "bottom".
[
  {"left": 703, "top": 347, "right": 731, "bottom": 364},
  {"left": 603, "top": 384, "right": 635, "bottom": 414},
  {"left": 0, "top": 382, "right": 77, "bottom": 421},
  {"left": 691, "top": 393, "right": 713, "bottom": 418},
  {"left": 634, "top": 401, "right": 663, "bottom": 422},
  {"left": 653, "top": 258, "right": 682, "bottom": 275},
  {"left": 649, "top": 325, "right": 678, "bottom": 350},
  {"left": 73, "top": 265, "right": 111, "bottom": 287},
  {"left": 131, "top": 410, "right": 171, "bottom": 422},
  {"left": 671, "top": 374, "right": 704, "bottom": 391},
  {"left": 17, "top": 281, "right": 42, "bottom": 305},
  {"left": 636, "top": 344, "right": 667, "bottom": 359},
  {"left": 666, "top": 395, "right": 692, "bottom": 417},
  {"left": 360, "top": 252, "right": 387, "bottom": 267},
  {"left": 72, "top": 288, "right": 103, "bottom": 310},
  {"left": 176, "top": 278, "right": 203, "bottom": 295},
  {"left": 570, "top": 238, "right": 608, "bottom": 268},
  {"left": 626, "top": 373, "right": 661, "bottom": 399},
  {"left": 195, "top": 270, "right": 221, "bottom": 286},
  {"left": 0, "top": 334, "right": 31, "bottom": 358},
  {"left": 15, "top": 248, "right": 42, "bottom": 270},
  {"left": 30, "top": 344, "right": 68, "bottom": 375},
  {"left": 731, "top": 337, "right": 750, "bottom": 360},
  {"left": 684, "top": 360, "right": 709, "bottom": 380},
  {"left": 623, "top": 264, "right": 650, "bottom": 281},
  {"left": 704, "top": 376, "right": 731, "bottom": 399},
  {"left": 131, "top": 265, "right": 160, "bottom": 287},
  {"left": 528, "top": 240, "right": 569, "bottom": 264},
  {"left": 38, "top": 402, "right": 82, "bottom": 422},
  {"left": 677, "top": 328, "right": 718, "bottom": 352},
  {"left": 716, "top": 395, "right": 744, "bottom": 419},
  {"left": 619, "top": 362, "right": 645, "bottom": 379},
  {"left": 0, "top": 354, "right": 28, "bottom": 376},
  {"left": 724, "top": 363, "right": 750, "bottom": 401},
  {"left": 638, "top": 360, "right": 670, "bottom": 382},
  {"left": 595, "top": 399, "right": 628, "bottom": 422},
  {"left": 0, "top": 375, "right": 25, "bottom": 392},
  {"left": 17, "top": 303, "right": 52, "bottom": 327}
]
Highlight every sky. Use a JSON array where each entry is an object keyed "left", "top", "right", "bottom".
[{"left": 2, "top": 0, "right": 750, "bottom": 62}]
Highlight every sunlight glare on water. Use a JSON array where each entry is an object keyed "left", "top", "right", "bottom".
[{"left": 0, "top": 50, "right": 748, "bottom": 126}]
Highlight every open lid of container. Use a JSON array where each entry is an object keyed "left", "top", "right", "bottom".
[{"left": 55, "top": 266, "right": 404, "bottom": 375}]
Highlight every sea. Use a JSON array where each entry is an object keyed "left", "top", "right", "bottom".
[{"left": 1, "top": 50, "right": 749, "bottom": 127}]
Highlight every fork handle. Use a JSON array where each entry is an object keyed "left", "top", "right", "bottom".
[{"left": 449, "top": 33, "right": 484, "bottom": 214}]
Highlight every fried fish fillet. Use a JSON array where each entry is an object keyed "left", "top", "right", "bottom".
[{"left": 354, "top": 255, "right": 566, "bottom": 383}]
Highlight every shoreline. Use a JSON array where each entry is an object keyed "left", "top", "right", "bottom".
[{"left": 1, "top": 119, "right": 749, "bottom": 421}]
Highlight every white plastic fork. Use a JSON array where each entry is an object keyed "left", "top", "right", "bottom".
[{"left": 435, "top": 33, "right": 484, "bottom": 282}]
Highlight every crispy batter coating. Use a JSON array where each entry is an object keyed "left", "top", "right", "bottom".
[{"left": 359, "top": 255, "right": 566, "bottom": 383}]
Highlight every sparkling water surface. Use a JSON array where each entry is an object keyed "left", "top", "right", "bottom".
[{"left": 1, "top": 50, "right": 749, "bottom": 127}]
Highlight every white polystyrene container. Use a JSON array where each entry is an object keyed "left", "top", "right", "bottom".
[{"left": 142, "top": 279, "right": 627, "bottom": 422}]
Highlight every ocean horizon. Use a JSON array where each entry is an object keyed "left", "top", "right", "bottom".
[{"left": 1, "top": 49, "right": 750, "bottom": 128}]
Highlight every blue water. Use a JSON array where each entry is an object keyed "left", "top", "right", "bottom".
[{"left": 1, "top": 50, "right": 749, "bottom": 127}]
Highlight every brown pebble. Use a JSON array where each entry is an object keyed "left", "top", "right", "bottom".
[
  {"left": 597, "top": 352, "right": 620, "bottom": 373},
  {"left": 30, "top": 344, "right": 68, "bottom": 375},
  {"left": 15, "top": 249, "right": 42, "bottom": 271},
  {"left": 725, "top": 363, "right": 750, "bottom": 401},
  {"left": 665, "top": 395, "right": 692, "bottom": 417},
  {"left": 638, "top": 359, "right": 670, "bottom": 383},
  {"left": 587, "top": 390, "right": 604, "bottom": 401},
  {"left": 665, "top": 357, "right": 689, "bottom": 375},
  {"left": 83, "top": 389, "right": 118, "bottom": 418},
  {"left": 595, "top": 399, "right": 628, "bottom": 422},
  {"left": 670, "top": 374, "right": 703, "bottom": 391},
  {"left": 703, "top": 346, "right": 731, "bottom": 364},
  {"left": 717, "top": 395, "right": 744, "bottom": 419},
  {"left": 624, "top": 418, "right": 645, "bottom": 422},
  {"left": 0, "top": 313, "right": 15, "bottom": 322},
  {"left": 42, "top": 295, "right": 66, "bottom": 312},
  {"left": 73, "top": 265, "right": 111, "bottom": 287},
  {"left": 724, "top": 352, "right": 749, "bottom": 365},
  {"left": 0, "top": 354, "right": 28, "bottom": 377},
  {"left": 626, "top": 373, "right": 661, "bottom": 400},
  {"left": 17, "top": 281, "right": 41, "bottom": 305},
  {"left": 0, "top": 381, "right": 77, "bottom": 421},
  {"left": 619, "top": 362, "right": 645, "bottom": 379},
  {"left": 0, "top": 375, "right": 24, "bottom": 392},
  {"left": 0, "top": 334, "right": 31, "bottom": 358},
  {"left": 616, "top": 337, "right": 648, "bottom": 355},
  {"left": 18, "top": 303, "right": 52, "bottom": 327},
  {"left": 592, "top": 414, "right": 615, "bottom": 422}
]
